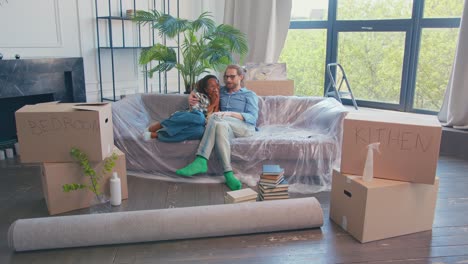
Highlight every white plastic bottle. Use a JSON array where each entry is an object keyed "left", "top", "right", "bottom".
[
  {"left": 110, "top": 172, "right": 122, "bottom": 206},
  {"left": 363, "top": 142, "right": 381, "bottom": 182}
]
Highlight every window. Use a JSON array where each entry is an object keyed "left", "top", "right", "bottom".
[
  {"left": 337, "top": 0, "right": 412, "bottom": 20},
  {"left": 414, "top": 28, "right": 459, "bottom": 111},
  {"left": 291, "top": 0, "right": 328, "bottom": 21},
  {"left": 280, "top": 29, "right": 327, "bottom": 96},
  {"left": 280, "top": 0, "right": 462, "bottom": 113},
  {"left": 424, "top": 0, "right": 464, "bottom": 18},
  {"left": 337, "top": 31, "right": 406, "bottom": 104}
]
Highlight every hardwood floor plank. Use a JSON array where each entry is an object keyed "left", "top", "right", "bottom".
[{"left": 359, "top": 255, "right": 468, "bottom": 263}]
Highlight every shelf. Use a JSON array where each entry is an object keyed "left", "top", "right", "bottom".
[
  {"left": 102, "top": 97, "right": 119, "bottom": 102},
  {"left": 97, "top": 16, "right": 133, "bottom": 21},
  {"left": 99, "top": 46, "right": 151, "bottom": 49},
  {"left": 95, "top": 0, "right": 181, "bottom": 102},
  {"left": 99, "top": 46, "right": 178, "bottom": 49}
]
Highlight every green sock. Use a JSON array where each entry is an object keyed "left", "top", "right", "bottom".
[
  {"left": 224, "top": 171, "right": 242, "bottom": 191},
  {"left": 176, "top": 156, "right": 208, "bottom": 177}
]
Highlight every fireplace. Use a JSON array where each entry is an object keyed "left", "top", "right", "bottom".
[{"left": 0, "top": 57, "right": 86, "bottom": 147}]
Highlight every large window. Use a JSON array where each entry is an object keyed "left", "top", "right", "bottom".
[
  {"left": 280, "top": 29, "right": 327, "bottom": 96},
  {"left": 414, "top": 28, "right": 459, "bottom": 111},
  {"left": 337, "top": 31, "right": 406, "bottom": 104},
  {"left": 279, "top": 0, "right": 463, "bottom": 113},
  {"left": 337, "top": 0, "right": 413, "bottom": 20}
]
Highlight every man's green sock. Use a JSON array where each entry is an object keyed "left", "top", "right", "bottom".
[
  {"left": 176, "top": 156, "right": 208, "bottom": 177},
  {"left": 224, "top": 171, "right": 242, "bottom": 191}
]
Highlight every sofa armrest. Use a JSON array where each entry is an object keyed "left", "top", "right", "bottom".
[
  {"left": 112, "top": 94, "right": 151, "bottom": 139},
  {"left": 291, "top": 98, "right": 348, "bottom": 136}
]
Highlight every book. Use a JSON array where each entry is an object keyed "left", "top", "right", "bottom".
[
  {"left": 259, "top": 184, "right": 289, "bottom": 193},
  {"left": 259, "top": 193, "right": 289, "bottom": 200},
  {"left": 261, "top": 191, "right": 289, "bottom": 197},
  {"left": 260, "top": 170, "right": 285, "bottom": 180},
  {"left": 262, "top": 164, "right": 284, "bottom": 175},
  {"left": 225, "top": 188, "right": 258, "bottom": 203},
  {"left": 259, "top": 178, "right": 289, "bottom": 188},
  {"left": 259, "top": 176, "right": 284, "bottom": 185},
  {"left": 224, "top": 195, "right": 257, "bottom": 204}
]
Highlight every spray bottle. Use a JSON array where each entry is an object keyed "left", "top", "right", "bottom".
[{"left": 363, "top": 142, "right": 381, "bottom": 182}]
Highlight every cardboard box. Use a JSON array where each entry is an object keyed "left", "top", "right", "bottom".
[
  {"left": 245, "top": 80, "right": 294, "bottom": 96},
  {"left": 41, "top": 146, "right": 128, "bottom": 215},
  {"left": 15, "top": 102, "right": 114, "bottom": 163},
  {"left": 341, "top": 111, "right": 441, "bottom": 184},
  {"left": 329, "top": 170, "right": 438, "bottom": 243}
]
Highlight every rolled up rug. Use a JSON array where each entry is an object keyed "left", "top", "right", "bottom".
[{"left": 8, "top": 197, "right": 323, "bottom": 252}]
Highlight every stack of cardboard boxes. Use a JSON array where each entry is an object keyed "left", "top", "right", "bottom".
[
  {"left": 15, "top": 102, "right": 128, "bottom": 215},
  {"left": 330, "top": 111, "right": 442, "bottom": 243}
]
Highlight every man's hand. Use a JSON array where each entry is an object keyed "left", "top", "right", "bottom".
[
  {"left": 188, "top": 91, "right": 199, "bottom": 107},
  {"left": 212, "top": 111, "right": 244, "bottom": 121},
  {"left": 212, "top": 112, "right": 226, "bottom": 117}
]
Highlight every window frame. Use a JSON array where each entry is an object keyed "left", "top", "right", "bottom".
[{"left": 287, "top": 0, "right": 461, "bottom": 114}]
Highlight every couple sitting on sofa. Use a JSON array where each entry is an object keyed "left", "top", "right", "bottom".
[{"left": 145, "top": 65, "right": 259, "bottom": 190}]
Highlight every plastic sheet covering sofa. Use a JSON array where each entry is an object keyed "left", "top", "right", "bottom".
[{"left": 112, "top": 93, "right": 348, "bottom": 193}]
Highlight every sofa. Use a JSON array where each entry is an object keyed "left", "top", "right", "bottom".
[{"left": 112, "top": 93, "right": 348, "bottom": 193}]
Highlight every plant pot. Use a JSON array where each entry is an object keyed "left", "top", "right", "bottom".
[
  {"left": 89, "top": 194, "right": 111, "bottom": 214},
  {"left": 185, "top": 83, "right": 196, "bottom": 94}
]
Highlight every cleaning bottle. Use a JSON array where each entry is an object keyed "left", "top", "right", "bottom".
[
  {"left": 363, "top": 142, "right": 381, "bottom": 182},
  {"left": 110, "top": 172, "right": 122, "bottom": 206}
]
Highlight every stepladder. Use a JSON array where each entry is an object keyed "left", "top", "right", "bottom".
[{"left": 324, "top": 63, "right": 358, "bottom": 110}]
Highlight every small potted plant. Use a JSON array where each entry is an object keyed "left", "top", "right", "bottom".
[
  {"left": 62, "top": 147, "right": 118, "bottom": 213},
  {"left": 133, "top": 11, "right": 248, "bottom": 93}
]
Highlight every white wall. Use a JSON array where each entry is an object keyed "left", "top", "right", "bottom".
[
  {"left": 0, "top": 0, "right": 81, "bottom": 57},
  {"left": 0, "top": 0, "right": 224, "bottom": 102}
]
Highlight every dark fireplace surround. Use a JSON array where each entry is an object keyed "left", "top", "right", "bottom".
[{"left": 0, "top": 57, "right": 86, "bottom": 146}]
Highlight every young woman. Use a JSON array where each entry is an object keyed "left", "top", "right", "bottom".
[{"left": 144, "top": 75, "right": 220, "bottom": 142}]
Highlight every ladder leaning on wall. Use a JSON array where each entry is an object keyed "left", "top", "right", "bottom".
[{"left": 324, "top": 63, "right": 359, "bottom": 110}]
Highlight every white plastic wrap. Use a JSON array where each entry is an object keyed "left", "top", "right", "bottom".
[{"left": 112, "top": 93, "right": 348, "bottom": 193}]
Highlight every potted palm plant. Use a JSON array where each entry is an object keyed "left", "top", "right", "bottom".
[{"left": 133, "top": 10, "right": 248, "bottom": 93}]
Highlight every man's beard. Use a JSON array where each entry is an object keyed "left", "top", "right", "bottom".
[{"left": 225, "top": 82, "right": 235, "bottom": 89}]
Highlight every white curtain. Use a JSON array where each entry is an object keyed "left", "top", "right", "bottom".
[
  {"left": 438, "top": 0, "right": 468, "bottom": 129},
  {"left": 223, "top": 0, "right": 292, "bottom": 63}
]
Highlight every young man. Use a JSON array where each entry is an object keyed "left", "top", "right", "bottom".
[{"left": 176, "top": 65, "right": 259, "bottom": 190}]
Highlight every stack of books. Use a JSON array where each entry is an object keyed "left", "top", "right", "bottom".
[
  {"left": 259, "top": 164, "right": 289, "bottom": 201},
  {"left": 224, "top": 188, "right": 258, "bottom": 204}
]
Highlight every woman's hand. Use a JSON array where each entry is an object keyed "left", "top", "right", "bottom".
[{"left": 188, "top": 91, "right": 199, "bottom": 107}]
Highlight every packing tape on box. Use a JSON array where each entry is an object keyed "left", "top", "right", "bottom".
[{"left": 8, "top": 197, "right": 323, "bottom": 251}]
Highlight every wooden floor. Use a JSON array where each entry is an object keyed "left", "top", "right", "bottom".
[{"left": 1, "top": 155, "right": 468, "bottom": 264}]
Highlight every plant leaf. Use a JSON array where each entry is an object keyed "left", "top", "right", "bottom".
[
  {"left": 132, "top": 10, "right": 161, "bottom": 27},
  {"left": 191, "top": 12, "right": 216, "bottom": 34},
  {"left": 135, "top": 11, "right": 248, "bottom": 85},
  {"left": 156, "top": 14, "right": 189, "bottom": 38}
]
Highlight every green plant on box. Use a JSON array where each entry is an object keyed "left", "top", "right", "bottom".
[
  {"left": 133, "top": 10, "right": 248, "bottom": 93},
  {"left": 62, "top": 147, "right": 118, "bottom": 199}
]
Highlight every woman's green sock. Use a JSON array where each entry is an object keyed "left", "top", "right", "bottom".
[
  {"left": 176, "top": 156, "right": 208, "bottom": 177},
  {"left": 224, "top": 171, "right": 242, "bottom": 190}
]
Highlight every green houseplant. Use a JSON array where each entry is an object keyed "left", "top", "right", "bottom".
[
  {"left": 62, "top": 147, "right": 118, "bottom": 205},
  {"left": 133, "top": 11, "right": 248, "bottom": 93}
]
